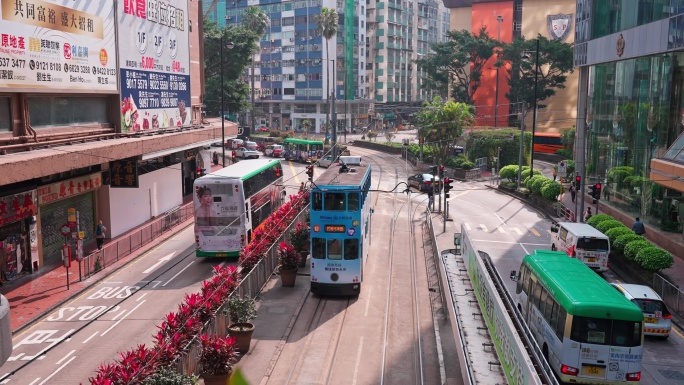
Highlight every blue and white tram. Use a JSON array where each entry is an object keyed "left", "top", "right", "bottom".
[{"left": 309, "top": 161, "right": 372, "bottom": 296}]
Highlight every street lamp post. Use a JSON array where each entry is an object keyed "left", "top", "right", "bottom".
[
  {"left": 495, "top": 15, "right": 503, "bottom": 128},
  {"left": 523, "top": 39, "right": 540, "bottom": 181},
  {"left": 331, "top": 59, "right": 337, "bottom": 159},
  {"left": 220, "top": 38, "right": 235, "bottom": 167}
]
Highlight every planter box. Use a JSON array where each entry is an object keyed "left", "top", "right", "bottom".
[{"left": 452, "top": 168, "right": 481, "bottom": 180}]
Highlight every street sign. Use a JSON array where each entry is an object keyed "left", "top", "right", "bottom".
[
  {"left": 454, "top": 233, "right": 462, "bottom": 246},
  {"left": 559, "top": 161, "right": 567, "bottom": 176},
  {"left": 60, "top": 224, "right": 71, "bottom": 236}
]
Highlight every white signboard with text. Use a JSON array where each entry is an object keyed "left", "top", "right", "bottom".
[
  {"left": 0, "top": 0, "right": 117, "bottom": 91},
  {"left": 117, "top": 0, "right": 191, "bottom": 133}
]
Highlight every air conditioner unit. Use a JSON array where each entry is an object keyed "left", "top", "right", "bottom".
[
  {"left": 289, "top": 38, "right": 294, "bottom": 42},
  {"left": 299, "top": 46, "right": 305, "bottom": 51},
  {"left": 313, "top": 44, "right": 319, "bottom": 50}
]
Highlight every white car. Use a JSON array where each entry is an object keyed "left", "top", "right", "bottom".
[
  {"left": 611, "top": 283, "right": 672, "bottom": 339},
  {"left": 317, "top": 155, "right": 335, "bottom": 168},
  {"left": 235, "top": 147, "right": 260, "bottom": 159}
]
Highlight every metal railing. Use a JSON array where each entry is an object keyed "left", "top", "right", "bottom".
[
  {"left": 425, "top": 209, "right": 448, "bottom": 317},
  {"left": 80, "top": 204, "right": 193, "bottom": 278},
  {"left": 173, "top": 206, "right": 310, "bottom": 376},
  {"left": 653, "top": 273, "right": 684, "bottom": 318}
]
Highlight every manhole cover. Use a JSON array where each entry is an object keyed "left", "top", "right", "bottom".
[{"left": 659, "top": 370, "right": 684, "bottom": 380}]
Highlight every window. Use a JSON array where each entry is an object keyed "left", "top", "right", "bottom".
[
  {"left": 312, "top": 192, "right": 323, "bottom": 210},
  {"left": 282, "top": 17, "right": 294, "bottom": 26},
  {"left": 559, "top": 227, "right": 568, "bottom": 242},
  {"left": 327, "top": 239, "right": 343, "bottom": 260},
  {"left": 242, "top": 164, "right": 280, "bottom": 197},
  {"left": 284, "top": 88, "right": 295, "bottom": 95},
  {"left": 272, "top": 18, "right": 281, "bottom": 27},
  {"left": 344, "top": 238, "right": 359, "bottom": 260},
  {"left": 28, "top": 96, "right": 108, "bottom": 128},
  {"left": 324, "top": 192, "right": 346, "bottom": 211},
  {"left": 533, "top": 281, "right": 543, "bottom": 308},
  {"left": 348, "top": 193, "right": 359, "bottom": 211},
  {"left": 576, "top": 237, "right": 609, "bottom": 251},
  {"left": 555, "top": 308, "right": 567, "bottom": 339},
  {"left": 296, "top": 15, "right": 307, "bottom": 24},
  {"left": 312, "top": 237, "right": 326, "bottom": 259},
  {"left": 571, "top": 316, "right": 642, "bottom": 347},
  {"left": 0, "top": 96, "right": 10, "bottom": 131}
]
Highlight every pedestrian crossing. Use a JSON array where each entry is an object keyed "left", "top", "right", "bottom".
[{"left": 463, "top": 222, "right": 553, "bottom": 237}]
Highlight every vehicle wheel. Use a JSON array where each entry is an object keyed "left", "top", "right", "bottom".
[{"left": 551, "top": 244, "right": 556, "bottom": 251}]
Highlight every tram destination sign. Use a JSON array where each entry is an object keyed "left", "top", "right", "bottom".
[{"left": 324, "top": 225, "right": 346, "bottom": 233}]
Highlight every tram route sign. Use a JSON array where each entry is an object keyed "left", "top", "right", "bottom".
[{"left": 60, "top": 224, "right": 72, "bottom": 236}]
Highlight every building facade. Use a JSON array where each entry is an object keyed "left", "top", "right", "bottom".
[
  {"left": 444, "top": 0, "right": 577, "bottom": 132},
  {"left": 574, "top": 0, "right": 684, "bottom": 237},
  {"left": 0, "top": 0, "right": 221, "bottom": 281}
]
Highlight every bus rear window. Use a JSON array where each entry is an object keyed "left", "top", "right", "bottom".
[
  {"left": 571, "top": 316, "right": 641, "bottom": 347},
  {"left": 576, "top": 237, "right": 609, "bottom": 251}
]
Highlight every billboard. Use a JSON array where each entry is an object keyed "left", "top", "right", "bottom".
[
  {"left": 0, "top": 0, "right": 117, "bottom": 91},
  {"left": 117, "top": 0, "right": 191, "bottom": 133}
]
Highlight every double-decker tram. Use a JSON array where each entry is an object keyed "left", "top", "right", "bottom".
[
  {"left": 283, "top": 138, "right": 324, "bottom": 163},
  {"left": 511, "top": 250, "right": 644, "bottom": 384},
  {"left": 193, "top": 159, "right": 285, "bottom": 257},
  {"left": 309, "top": 158, "right": 371, "bottom": 295}
]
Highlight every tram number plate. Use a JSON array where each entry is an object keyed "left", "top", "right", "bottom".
[
  {"left": 644, "top": 317, "right": 657, "bottom": 323},
  {"left": 583, "top": 365, "right": 604, "bottom": 376},
  {"left": 587, "top": 257, "right": 596, "bottom": 263}
]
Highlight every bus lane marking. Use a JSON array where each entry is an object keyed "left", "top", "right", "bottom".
[
  {"left": 37, "top": 355, "right": 76, "bottom": 385},
  {"left": 497, "top": 226, "right": 506, "bottom": 233},
  {"left": 55, "top": 350, "right": 75, "bottom": 365},
  {"left": 364, "top": 287, "right": 372, "bottom": 317},
  {"left": 511, "top": 227, "right": 523, "bottom": 235},
  {"left": 9, "top": 329, "right": 75, "bottom": 361},
  {"left": 352, "top": 337, "right": 364, "bottom": 385},
  {"left": 142, "top": 252, "right": 176, "bottom": 274},
  {"left": 100, "top": 300, "right": 146, "bottom": 336},
  {"left": 82, "top": 332, "right": 99, "bottom": 344},
  {"left": 162, "top": 262, "right": 195, "bottom": 287}
]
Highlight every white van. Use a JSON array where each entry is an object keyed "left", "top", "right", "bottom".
[
  {"left": 338, "top": 156, "right": 361, "bottom": 165},
  {"left": 550, "top": 222, "right": 610, "bottom": 272}
]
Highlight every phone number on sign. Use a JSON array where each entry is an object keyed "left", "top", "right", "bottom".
[
  {"left": 138, "top": 98, "right": 161, "bottom": 109},
  {"left": 160, "top": 97, "right": 179, "bottom": 108},
  {"left": 0, "top": 58, "right": 26, "bottom": 68}
]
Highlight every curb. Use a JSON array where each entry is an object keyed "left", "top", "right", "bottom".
[{"left": 11, "top": 219, "right": 195, "bottom": 336}]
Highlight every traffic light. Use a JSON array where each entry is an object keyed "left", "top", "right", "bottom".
[
  {"left": 443, "top": 177, "right": 453, "bottom": 198},
  {"left": 196, "top": 167, "right": 205, "bottom": 178},
  {"left": 231, "top": 151, "right": 237, "bottom": 163},
  {"left": 588, "top": 184, "right": 596, "bottom": 200},
  {"left": 575, "top": 175, "right": 582, "bottom": 189},
  {"left": 594, "top": 183, "right": 602, "bottom": 200},
  {"left": 306, "top": 165, "right": 314, "bottom": 181},
  {"left": 439, "top": 165, "right": 445, "bottom": 178}
]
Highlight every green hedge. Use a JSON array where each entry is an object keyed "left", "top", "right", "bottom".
[
  {"left": 613, "top": 233, "right": 643, "bottom": 254},
  {"left": 466, "top": 129, "right": 532, "bottom": 169},
  {"left": 445, "top": 156, "right": 476, "bottom": 170},
  {"left": 499, "top": 165, "right": 519, "bottom": 182},
  {"left": 541, "top": 181, "right": 562, "bottom": 201},
  {"left": 520, "top": 168, "right": 542, "bottom": 183},
  {"left": 595, "top": 220, "right": 626, "bottom": 234},
  {"left": 624, "top": 240, "right": 652, "bottom": 261},
  {"left": 605, "top": 227, "right": 633, "bottom": 245},
  {"left": 635, "top": 247, "right": 674, "bottom": 271},
  {"left": 586, "top": 214, "right": 613, "bottom": 228}
]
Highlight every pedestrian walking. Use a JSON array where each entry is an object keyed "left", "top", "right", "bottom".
[
  {"left": 584, "top": 207, "right": 592, "bottom": 222},
  {"left": 299, "top": 182, "right": 305, "bottom": 193},
  {"left": 96, "top": 220, "right": 107, "bottom": 250},
  {"left": 427, "top": 189, "right": 434, "bottom": 211},
  {"left": 631, "top": 217, "right": 646, "bottom": 236},
  {"left": 569, "top": 184, "right": 576, "bottom": 203},
  {"left": 552, "top": 167, "right": 557, "bottom": 182},
  {"left": 213, "top": 152, "right": 219, "bottom": 166}
]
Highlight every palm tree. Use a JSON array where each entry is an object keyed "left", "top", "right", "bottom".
[
  {"left": 242, "top": 6, "right": 269, "bottom": 136},
  {"left": 315, "top": 7, "right": 338, "bottom": 143}
]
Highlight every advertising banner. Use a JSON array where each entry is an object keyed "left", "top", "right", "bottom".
[
  {"left": 0, "top": 0, "right": 117, "bottom": 91},
  {"left": 117, "top": 0, "right": 191, "bottom": 133}
]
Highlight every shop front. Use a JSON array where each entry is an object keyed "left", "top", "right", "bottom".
[
  {"left": 0, "top": 191, "right": 38, "bottom": 282},
  {"left": 37, "top": 173, "right": 102, "bottom": 265}
]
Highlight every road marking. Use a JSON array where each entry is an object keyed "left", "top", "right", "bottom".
[
  {"left": 464, "top": 223, "right": 471, "bottom": 231},
  {"left": 142, "top": 252, "right": 176, "bottom": 274},
  {"left": 547, "top": 230, "right": 554, "bottom": 235},
  {"left": 511, "top": 227, "right": 523, "bottom": 235},
  {"left": 37, "top": 355, "right": 76, "bottom": 385},
  {"left": 101, "top": 300, "right": 146, "bottom": 336},
  {"left": 470, "top": 239, "right": 549, "bottom": 246},
  {"left": 352, "top": 337, "right": 364, "bottom": 385},
  {"left": 29, "top": 379, "right": 40, "bottom": 385},
  {"left": 497, "top": 226, "right": 506, "bottom": 233},
  {"left": 82, "top": 331, "right": 99, "bottom": 344},
  {"left": 136, "top": 292, "right": 149, "bottom": 302},
  {"left": 479, "top": 224, "right": 488, "bottom": 232},
  {"left": 288, "top": 161, "right": 300, "bottom": 184},
  {"left": 56, "top": 350, "right": 75, "bottom": 365},
  {"left": 162, "top": 262, "right": 195, "bottom": 287},
  {"left": 0, "top": 375, "right": 9, "bottom": 384},
  {"left": 364, "top": 287, "right": 372, "bottom": 317},
  {"left": 529, "top": 228, "right": 541, "bottom": 236}
]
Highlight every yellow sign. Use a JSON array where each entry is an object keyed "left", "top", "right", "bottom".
[
  {"left": 78, "top": 231, "right": 85, "bottom": 239},
  {"left": 68, "top": 208, "right": 76, "bottom": 223}
]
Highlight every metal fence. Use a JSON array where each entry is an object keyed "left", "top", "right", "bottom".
[
  {"left": 173, "top": 206, "right": 310, "bottom": 376},
  {"left": 653, "top": 273, "right": 684, "bottom": 318},
  {"left": 475, "top": 157, "right": 488, "bottom": 171},
  {"left": 425, "top": 208, "right": 448, "bottom": 318},
  {"left": 80, "top": 204, "right": 193, "bottom": 278}
]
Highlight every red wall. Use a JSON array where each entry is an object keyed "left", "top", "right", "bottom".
[{"left": 471, "top": 2, "right": 513, "bottom": 127}]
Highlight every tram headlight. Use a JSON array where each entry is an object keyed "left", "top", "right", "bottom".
[{"left": 330, "top": 273, "right": 339, "bottom": 282}]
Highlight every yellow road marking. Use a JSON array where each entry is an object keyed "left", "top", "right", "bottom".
[
  {"left": 529, "top": 228, "right": 541, "bottom": 236},
  {"left": 289, "top": 161, "right": 301, "bottom": 184},
  {"left": 672, "top": 325, "right": 684, "bottom": 340},
  {"left": 547, "top": 229, "right": 554, "bottom": 235}
]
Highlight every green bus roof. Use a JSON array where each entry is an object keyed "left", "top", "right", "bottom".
[
  {"left": 283, "top": 138, "right": 324, "bottom": 145},
  {"left": 524, "top": 251, "right": 642, "bottom": 321},
  {"left": 202, "top": 159, "right": 280, "bottom": 180}
]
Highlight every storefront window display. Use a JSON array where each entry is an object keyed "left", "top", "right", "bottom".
[{"left": 586, "top": 53, "right": 684, "bottom": 232}]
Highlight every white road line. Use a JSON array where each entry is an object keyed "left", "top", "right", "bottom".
[
  {"left": 38, "top": 356, "right": 76, "bottom": 385},
  {"left": 111, "top": 308, "right": 128, "bottom": 321},
  {"left": 142, "top": 252, "right": 176, "bottom": 274},
  {"left": 497, "top": 226, "right": 506, "bottom": 233},
  {"left": 0, "top": 375, "right": 9, "bottom": 384},
  {"left": 105, "top": 281, "right": 123, "bottom": 284},
  {"left": 29, "top": 379, "right": 41, "bottom": 385},
  {"left": 82, "top": 331, "right": 99, "bottom": 344},
  {"left": 56, "top": 350, "right": 75, "bottom": 365},
  {"left": 470, "top": 239, "right": 549, "bottom": 246},
  {"left": 511, "top": 227, "right": 523, "bottom": 235},
  {"left": 464, "top": 223, "right": 471, "bottom": 231},
  {"left": 136, "top": 292, "right": 149, "bottom": 302},
  {"left": 364, "top": 287, "right": 372, "bottom": 317},
  {"left": 162, "top": 262, "right": 195, "bottom": 287},
  {"left": 479, "top": 224, "right": 488, "bottom": 232},
  {"left": 351, "top": 337, "right": 364, "bottom": 385},
  {"left": 101, "top": 300, "right": 147, "bottom": 336}
]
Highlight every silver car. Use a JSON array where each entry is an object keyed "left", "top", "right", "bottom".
[
  {"left": 317, "top": 155, "right": 335, "bottom": 168},
  {"left": 235, "top": 147, "right": 260, "bottom": 159},
  {"left": 611, "top": 283, "right": 672, "bottom": 339}
]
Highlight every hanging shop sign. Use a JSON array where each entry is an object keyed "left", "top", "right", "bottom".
[
  {"left": 0, "top": 191, "right": 37, "bottom": 226},
  {"left": 117, "top": 0, "right": 191, "bottom": 133},
  {"left": 109, "top": 158, "right": 139, "bottom": 188},
  {"left": 0, "top": 0, "right": 117, "bottom": 91},
  {"left": 37, "top": 173, "right": 102, "bottom": 205}
]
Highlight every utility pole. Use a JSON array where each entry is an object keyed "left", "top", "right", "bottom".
[
  {"left": 250, "top": 55, "right": 255, "bottom": 140},
  {"left": 517, "top": 101, "right": 525, "bottom": 189},
  {"left": 495, "top": 15, "right": 503, "bottom": 128},
  {"left": 331, "top": 59, "right": 337, "bottom": 160},
  {"left": 528, "top": 38, "right": 540, "bottom": 181}
]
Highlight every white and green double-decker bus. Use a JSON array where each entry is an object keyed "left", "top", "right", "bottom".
[
  {"left": 193, "top": 159, "right": 285, "bottom": 257},
  {"left": 511, "top": 250, "right": 644, "bottom": 384}
]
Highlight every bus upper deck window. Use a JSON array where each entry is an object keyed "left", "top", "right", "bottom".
[
  {"left": 313, "top": 192, "right": 323, "bottom": 211},
  {"left": 324, "top": 192, "right": 346, "bottom": 211},
  {"left": 348, "top": 193, "right": 359, "bottom": 211}
]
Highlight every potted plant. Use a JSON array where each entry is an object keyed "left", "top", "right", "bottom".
[
  {"left": 226, "top": 295, "right": 258, "bottom": 354},
  {"left": 290, "top": 222, "right": 310, "bottom": 267},
  {"left": 278, "top": 241, "right": 299, "bottom": 287},
  {"left": 198, "top": 334, "right": 239, "bottom": 385},
  {"left": 142, "top": 367, "right": 199, "bottom": 385}
]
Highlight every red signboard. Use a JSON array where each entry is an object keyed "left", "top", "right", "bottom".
[
  {"left": 0, "top": 191, "right": 36, "bottom": 226},
  {"left": 37, "top": 173, "right": 102, "bottom": 205}
]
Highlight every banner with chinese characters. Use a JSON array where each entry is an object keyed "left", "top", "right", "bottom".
[
  {"left": 0, "top": 191, "right": 36, "bottom": 226},
  {"left": 117, "top": 0, "right": 191, "bottom": 133},
  {"left": 37, "top": 173, "right": 102, "bottom": 206},
  {"left": 109, "top": 158, "right": 139, "bottom": 188},
  {"left": 0, "top": 0, "right": 117, "bottom": 91}
]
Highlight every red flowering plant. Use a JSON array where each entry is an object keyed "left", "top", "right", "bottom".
[
  {"left": 89, "top": 344, "right": 158, "bottom": 385},
  {"left": 198, "top": 334, "right": 239, "bottom": 376},
  {"left": 278, "top": 242, "right": 300, "bottom": 270},
  {"left": 290, "top": 222, "right": 310, "bottom": 252}
]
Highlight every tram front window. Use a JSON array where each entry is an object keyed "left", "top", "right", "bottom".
[
  {"left": 348, "top": 193, "right": 359, "bottom": 211},
  {"left": 324, "top": 192, "right": 346, "bottom": 211},
  {"left": 344, "top": 238, "right": 359, "bottom": 260},
  {"left": 327, "top": 239, "right": 342, "bottom": 260},
  {"left": 312, "top": 237, "right": 326, "bottom": 259}
]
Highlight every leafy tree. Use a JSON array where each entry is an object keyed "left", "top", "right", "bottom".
[
  {"left": 316, "top": 7, "right": 339, "bottom": 143},
  {"left": 498, "top": 34, "right": 574, "bottom": 112},
  {"left": 415, "top": 97, "right": 474, "bottom": 163},
  {"left": 203, "top": 21, "right": 258, "bottom": 116},
  {"left": 242, "top": 6, "right": 269, "bottom": 133},
  {"left": 416, "top": 28, "right": 500, "bottom": 104}
]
